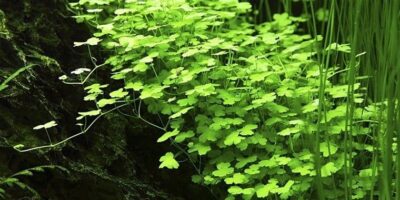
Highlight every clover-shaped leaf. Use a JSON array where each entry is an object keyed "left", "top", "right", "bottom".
[
  {"left": 74, "top": 37, "right": 101, "bottom": 47},
  {"left": 238, "top": 124, "right": 258, "bottom": 136},
  {"left": 125, "top": 81, "right": 143, "bottom": 91},
  {"left": 170, "top": 107, "right": 193, "bottom": 119},
  {"left": 157, "top": 129, "right": 179, "bottom": 143},
  {"left": 235, "top": 155, "right": 257, "bottom": 169},
  {"left": 159, "top": 152, "right": 179, "bottom": 169},
  {"left": 256, "top": 179, "right": 279, "bottom": 198},
  {"left": 224, "top": 132, "right": 244, "bottom": 146},
  {"left": 212, "top": 162, "right": 234, "bottom": 177},
  {"left": 140, "top": 84, "right": 168, "bottom": 99},
  {"left": 109, "top": 88, "right": 128, "bottom": 98},
  {"left": 320, "top": 142, "right": 338, "bottom": 157},
  {"left": 175, "top": 131, "right": 195, "bottom": 143},
  {"left": 228, "top": 186, "right": 242, "bottom": 195},
  {"left": 325, "top": 43, "right": 351, "bottom": 53},
  {"left": 77, "top": 109, "right": 101, "bottom": 120},
  {"left": 224, "top": 173, "right": 248, "bottom": 184},
  {"left": 321, "top": 162, "right": 339, "bottom": 177},
  {"left": 189, "top": 143, "right": 211, "bottom": 156},
  {"left": 33, "top": 121, "right": 58, "bottom": 130},
  {"left": 71, "top": 68, "right": 91, "bottom": 75},
  {"left": 97, "top": 98, "right": 116, "bottom": 108}
]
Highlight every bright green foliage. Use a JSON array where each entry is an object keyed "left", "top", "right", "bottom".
[
  {"left": 32, "top": 120, "right": 58, "bottom": 130},
  {"left": 159, "top": 152, "right": 180, "bottom": 169},
  {"left": 70, "top": 0, "right": 382, "bottom": 199},
  {"left": 77, "top": 109, "right": 101, "bottom": 120},
  {"left": 157, "top": 129, "right": 179, "bottom": 143},
  {"left": 74, "top": 37, "right": 101, "bottom": 47}
]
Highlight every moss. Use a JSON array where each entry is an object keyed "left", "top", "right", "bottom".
[{"left": 0, "top": 1, "right": 213, "bottom": 199}]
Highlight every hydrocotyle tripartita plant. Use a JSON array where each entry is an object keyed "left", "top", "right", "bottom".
[{"left": 13, "top": 0, "right": 388, "bottom": 199}]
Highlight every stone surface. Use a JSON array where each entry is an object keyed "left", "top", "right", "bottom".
[{"left": 0, "top": 0, "right": 213, "bottom": 199}]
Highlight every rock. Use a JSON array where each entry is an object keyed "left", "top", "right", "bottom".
[{"left": 0, "top": 0, "right": 213, "bottom": 199}]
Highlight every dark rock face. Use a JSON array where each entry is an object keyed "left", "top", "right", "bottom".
[{"left": 0, "top": 1, "right": 213, "bottom": 199}]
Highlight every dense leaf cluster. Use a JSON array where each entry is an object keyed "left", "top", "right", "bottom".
[{"left": 68, "top": 0, "right": 384, "bottom": 199}]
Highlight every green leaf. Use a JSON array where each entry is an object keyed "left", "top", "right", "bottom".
[
  {"left": 260, "top": 32, "right": 277, "bottom": 45},
  {"left": 277, "top": 127, "right": 300, "bottom": 136},
  {"left": 235, "top": 155, "right": 258, "bottom": 169},
  {"left": 316, "top": 8, "right": 329, "bottom": 21},
  {"left": 159, "top": 152, "right": 179, "bottom": 169},
  {"left": 224, "top": 173, "right": 248, "bottom": 184},
  {"left": 275, "top": 180, "right": 295, "bottom": 197},
  {"left": 217, "top": 90, "right": 240, "bottom": 105},
  {"left": 325, "top": 43, "right": 351, "bottom": 53},
  {"left": 325, "top": 106, "right": 347, "bottom": 123},
  {"left": 320, "top": 142, "right": 338, "bottom": 157},
  {"left": 236, "top": 2, "right": 252, "bottom": 12},
  {"left": 238, "top": 124, "right": 258, "bottom": 136},
  {"left": 290, "top": 52, "right": 315, "bottom": 61},
  {"left": 321, "top": 162, "right": 339, "bottom": 177},
  {"left": 265, "top": 117, "right": 282, "bottom": 126},
  {"left": 258, "top": 159, "right": 277, "bottom": 168},
  {"left": 291, "top": 163, "right": 314, "bottom": 176},
  {"left": 228, "top": 186, "right": 242, "bottom": 195},
  {"left": 109, "top": 88, "right": 128, "bottom": 98},
  {"left": 177, "top": 95, "right": 198, "bottom": 106},
  {"left": 275, "top": 156, "right": 292, "bottom": 165},
  {"left": 125, "top": 81, "right": 143, "bottom": 91},
  {"left": 302, "top": 99, "right": 319, "bottom": 113},
  {"left": 170, "top": 107, "right": 194, "bottom": 119},
  {"left": 85, "top": 37, "right": 101, "bottom": 45},
  {"left": 199, "top": 128, "right": 219, "bottom": 142},
  {"left": 182, "top": 48, "right": 200, "bottom": 57},
  {"left": 242, "top": 188, "right": 255, "bottom": 195},
  {"left": 114, "top": 8, "right": 133, "bottom": 15},
  {"left": 71, "top": 68, "right": 90, "bottom": 75},
  {"left": 266, "top": 102, "right": 289, "bottom": 113},
  {"left": 212, "top": 51, "right": 228, "bottom": 56},
  {"left": 256, "top": 184, "right": 270, "bottom": 198},
  {"left": 97, "top": 98, "right": 116, "bottom": 108},
  {"left": 213, "top": 162, "right": 234, "bottom": 177},
  {"left": 359, "top": 168, "right": 373, "bottom": 177},
  {"left": 244, "top": 164, "right": 260, "bottom": 175},
  {"left": 97, "top": 99, "right": 115, "bottom": 108},
  {"left": 186, "top": 83, "right": 219, "bottom": 97},
  {"left": 33, "top": 120, "right": 58, "bottom": 130},
  {"left": 133, "top": 63, "right": 149, "bottom": 72},
  {"left": 224, "top": 132, "right": 244, "bottom": 146},
  {"left": 273, "top": 13, "right": 291, "bottom": 27},
  {"left": 140, "top": 84, "right": 168, "bottom": 99},
  {"left": 249, "top": 72, "right": 271, "bottom": 82},
  {"left": 77, "top": 109, "right": 101, "bottom": 120},
  {"left": 84, "top": 83, "right": 108, "bottom": 94},
  {"left": 74, "top": 37, "right": 101, "bottom": 46},
  {"left": 84, "top": 93, "right": 98, "bottom": 101},
  {"left": 211, "top": 117, "right": 244, "bottom": 130},
  {"left": 256, "top": 179, "right": 279, "bottom": 198},
  {"left": 191, "top": 175, "right": 202, "bottom": 184},
  {"left": 157, "top": 129, "right": 179, "bottom": 143},
  {"left": 175, "top": 131, "right": 195, "bottom": 143},
  {"left": 330, "top": 84, "right": 361, "bottom": 100},
  {"left": 189, "top": 143, "right": 211, "bottom": 155}
]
